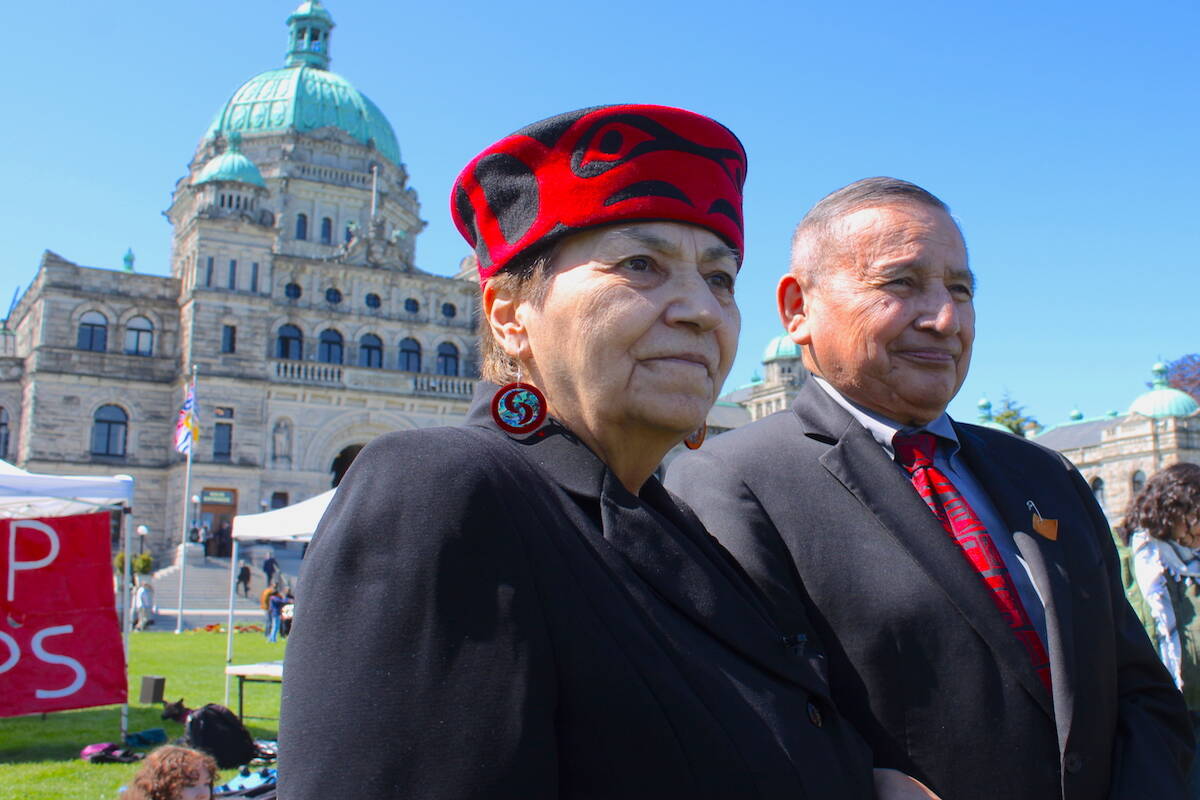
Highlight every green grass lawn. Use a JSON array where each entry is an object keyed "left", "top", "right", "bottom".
[{"left": 0, "top": 630, "right": 287, "bottom": 800}]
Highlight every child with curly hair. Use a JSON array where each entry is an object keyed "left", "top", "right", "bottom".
[{"left": 122, "top": 745, "right": 217, "bottom": 800}]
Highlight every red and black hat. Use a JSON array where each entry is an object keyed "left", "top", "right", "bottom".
[{"left": 451, "top": 104, "right": 747, "bottom": 283}]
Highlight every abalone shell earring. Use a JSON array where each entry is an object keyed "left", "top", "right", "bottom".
[
  {"left": 684, "top": 423, "right": 707, "bottom": 450},
  {"left": 491, "top": 367, "right": 547, "bottom": 435}
]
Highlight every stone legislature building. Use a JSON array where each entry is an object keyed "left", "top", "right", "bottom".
[
  {"left": 0, "top": 1, "right": 478, "bottom": 559},
  {"left": 0, "top": 1, "right": 1191, "bottom": 560}
]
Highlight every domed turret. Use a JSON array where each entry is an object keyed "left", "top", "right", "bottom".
[
  {"left": 1068, "top": 408, "right": 1084, "bottom": 422},
  {"left": 1128, "top": 363, "right": 1199, "bottom": 418},
  {"left": 762, "top": 334, "right": 801, "bottom": 364},
  {"left": 203, "top": 0, "right": 401, "bottom": 164},
  {"left": 193, "top": 133, "right": 266, "bottom": 188},
  {"left": 975, "top": 396, "right": 1011, "bottom": 432}
]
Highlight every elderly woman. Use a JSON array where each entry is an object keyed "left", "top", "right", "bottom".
[{"left": 279, "top": 105, "right": 927, "bottom": 799}]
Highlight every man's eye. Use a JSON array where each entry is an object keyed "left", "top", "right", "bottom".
[
  {"left": 949, "top": 283, "right": 973, "bottom": 298},
  {"left": 623, "top": 256, "right": 653, "bottom": 272}
]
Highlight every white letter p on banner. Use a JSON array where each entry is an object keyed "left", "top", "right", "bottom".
[{"left": 6, "top": 520, "right": 60, "bottom": 602}]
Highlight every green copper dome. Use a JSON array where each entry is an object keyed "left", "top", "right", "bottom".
[
  {"left": 762, "top": 334, "right": 801, "bottom": 364},
  {"left": 194, "top": 133, "right": 266, "bottom": 187},
  {"left": 975, "top": 396, "right": 1011, "bottom": 432},
  {"left": 203, "top": 1, "right": 401, "bottom": 165},
  {"left": 1129, "top": 363, "right": 1199, "bottom": 418}
]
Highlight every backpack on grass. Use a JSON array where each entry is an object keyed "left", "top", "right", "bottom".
[{"left": 185, "top": 703, "right": 261, "bottom": 769}]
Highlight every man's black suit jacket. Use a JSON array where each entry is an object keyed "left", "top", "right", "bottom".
[
  {"left": 278, "top": 387, "right": 874, "bottom": 798},
  {"left": 667, "top": 379, "right": 1192, "bottom": 800}
]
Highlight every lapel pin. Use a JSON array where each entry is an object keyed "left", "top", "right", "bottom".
[{"left": 1026, "top": 500, "right": 1058, "bottom": 541}]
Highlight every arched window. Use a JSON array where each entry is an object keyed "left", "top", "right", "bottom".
[
  {"left": 404, "top": 297, "right": 419, "bottom": 313},
  {"left": 295, "top": 213, "right": 308, "bottom": 240},
  {"left": 91, "top": 405, "right": 127, "bottom": 457},
  {"left": 436, "top": 342, "right": 459, "bottom": 376},
  {"left": 318, "top": 329, "right": 344, "bottom": 364},
  {"left": 320, "top": 217, "right": 333, "bottom": 245},
  {"left": 276, "top": 324, "right": 303, "bottom": 360},
  {"left": 1091, "top": 477, "right": 1106, "bottom": 512},
  {"left": 77, "top": 311, "right": 108, "bottom": 352},
  {"left": 284, "top": 282, "right": 302, "bottom": 300},
  {"left": 0, "top": 407, "right": 9, "bottom": 460},
  {"left": 359, "top": 334, "right": 382, "bottom": 368},
  {"left": 441, "top": 302, "right": 457, "bottom": 319},
  {"left": 399, "top": 338, "right": 421, "bottom": 372},
  {"left": 124, "top": 316, "right": 154, "bottom": 356},
  {"left": 1131, "top": 470, "right": 1147, "bottom": 496}
]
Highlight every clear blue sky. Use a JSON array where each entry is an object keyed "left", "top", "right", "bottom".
[{"left": 2, "top": 0, "right": 1196, "bottom": 425}]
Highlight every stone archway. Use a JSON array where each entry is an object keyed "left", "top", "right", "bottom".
[{"left": 330, "top": 444, "right": 365, "bottom": 488}]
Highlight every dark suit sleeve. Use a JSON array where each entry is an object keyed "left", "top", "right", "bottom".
[
  {"left": 664, "top": 448, "right": 812, "bottom": 650},
  {"left": 279, "top": 431, "right": 558, "bottom": 799},
  {"left": 1063, "top": 461, "right": 1194, "bottom": 798}
]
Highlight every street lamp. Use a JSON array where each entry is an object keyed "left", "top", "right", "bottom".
[{"left": 136, "top": 524, "right": 149, "bottom": 555}]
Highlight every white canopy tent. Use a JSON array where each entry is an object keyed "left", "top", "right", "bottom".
[
  {"left": 0, "top": 459, "right": 134, "bottom": 519},
  {"left": 223, "top": 489, "right": 335, "bottom": 704},
  {"left": 0, "top": 459, "right": 136, "bottom": 733}
]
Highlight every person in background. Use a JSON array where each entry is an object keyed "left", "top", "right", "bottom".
[
  {"left": 121, "top": 744, "right": 216, "bottom": 800},
  {"left": 261, "top": 552, "right": 278, "bottom": 586},
  {"left": 236, "top": 561, "right": 252, "bottom": 598},
  {"left": 280, "top": 104, "right": 936, "bottom": 799},
  {"left": 1123, "top": 462, "right": 1200, "bottom": 796},
  {"left": 266, "top": 584, "right": 287, "bottom": 644},
  {"left": 134, "top": 578, "right": 155, "bottom": 631}
]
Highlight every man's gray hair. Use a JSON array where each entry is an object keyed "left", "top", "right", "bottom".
[{"left": 790, "top": 177, "right": 957, "bottom": 285}]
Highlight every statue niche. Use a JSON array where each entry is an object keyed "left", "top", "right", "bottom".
[{"left": 272, "top": 419, "right": 292, "bottom": 464}]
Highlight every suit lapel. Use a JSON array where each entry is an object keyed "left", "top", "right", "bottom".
[
  {"left": 956, "top": 426, "right": 1076, "bottom": 740},
  {"left": 794, "top": 383, "right": 1054, "bottom": 717}
]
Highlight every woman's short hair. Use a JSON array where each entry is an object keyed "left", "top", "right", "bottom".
[
  {"left": 478, "top": 244, "right": 557, "bottom": 384},
  {"left": 1121, "top": 462, "right": 1200, "bottom": 542},
  {"left": 123, "top": 745, "right": 217, "bottom": 800}
]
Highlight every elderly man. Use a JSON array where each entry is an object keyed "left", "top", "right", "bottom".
[{"left": 667, "top": 177, "right": 1192, "bottom": 799}]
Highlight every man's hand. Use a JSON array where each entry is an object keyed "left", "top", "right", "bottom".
[{"left": 873, "top": 768, "right": 941, "bottom": 799}]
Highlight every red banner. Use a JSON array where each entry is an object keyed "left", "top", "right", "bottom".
[{"left": 0, "top": 512, "right": 127, "bottom": 717}]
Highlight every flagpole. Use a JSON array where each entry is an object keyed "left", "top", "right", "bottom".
[{"left": 175, "top": 364, "right": 197, "bottom": 634}]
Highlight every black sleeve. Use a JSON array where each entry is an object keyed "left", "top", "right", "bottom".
[{"left": 279, "top": 429, "right": 559, "bottom": 799}]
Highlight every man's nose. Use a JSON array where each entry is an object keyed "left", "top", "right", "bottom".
[{"left": 916, "top": 288, "right": 962, "bottom": 336}]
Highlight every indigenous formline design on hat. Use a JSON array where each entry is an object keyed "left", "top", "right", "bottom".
[{"left": 452, "top": 104, "right": 747, "bottom": 282}]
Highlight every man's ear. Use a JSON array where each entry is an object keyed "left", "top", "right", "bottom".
[
  {"left": 777, "top": 271, "right": 813, "bottom": 347},
  {"left": 481, "top": 280, "right": 531, "bottom": 361}
]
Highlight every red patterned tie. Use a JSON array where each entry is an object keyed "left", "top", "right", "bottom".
[{"left": 893, "top": 432, "right": 1052, "bottom": 693}]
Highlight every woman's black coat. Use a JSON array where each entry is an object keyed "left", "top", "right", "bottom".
[{"left": 278, "top": 388, "right": 874, "bottom": 798}]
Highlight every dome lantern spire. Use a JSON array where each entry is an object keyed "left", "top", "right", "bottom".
[{"left": 286, "top": 1, "right": 335, "bottom": 70}]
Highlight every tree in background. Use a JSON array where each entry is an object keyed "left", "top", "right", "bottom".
[
  {"left": 1166, "top": 354, "right": 1200, "bottom": 401},
  {"left": 994, "top": 392, "right": 1040, "bottom": 438}
]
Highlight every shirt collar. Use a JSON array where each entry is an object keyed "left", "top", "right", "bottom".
[{"left": 811, "top": 376, "right": 959, "bottom": 459}]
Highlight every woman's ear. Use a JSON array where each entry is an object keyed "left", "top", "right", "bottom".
[
  {"left": 482, "top": 280, "right": 531, "bottom": 361},
  {"left": 777, "top": 271, "right": 813, "bottom": 347}
]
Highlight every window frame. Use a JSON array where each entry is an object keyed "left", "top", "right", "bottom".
[
  {"left": 91, "top": 404, "right": 128, "bottom": 458},
  {"left": 77, "top": 311, "right": 108, "bottom": 352},
  {"left": 123, "top": 316, "right": 154, "bottom": 356},
  {"left": 436, "top": 342, "right": 459, "bottom": 376}
]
